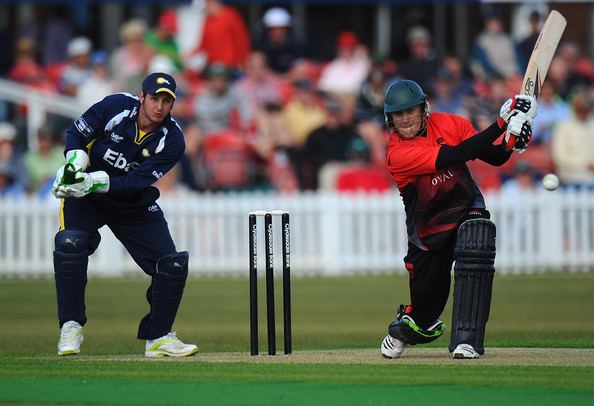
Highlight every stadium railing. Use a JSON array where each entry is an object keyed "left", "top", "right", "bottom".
[
  {"left": 0, "top": 78, "right": 83, "bottom": 150},
  {"left": 0, "top": 190, "right": 593, "bottom": 277}
]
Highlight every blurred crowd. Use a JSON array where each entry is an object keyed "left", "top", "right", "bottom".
[{"left": 1, "top": 2, "right": 594, "bottom": 199}]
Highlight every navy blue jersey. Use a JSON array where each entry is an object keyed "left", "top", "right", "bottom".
[{"left": 66, "top": 93, "right": 185, "bottom": 200}]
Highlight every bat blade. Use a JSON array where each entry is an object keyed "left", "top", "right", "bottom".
[{"left": 521, "top": 10, "right": 567, "bottom": 98}]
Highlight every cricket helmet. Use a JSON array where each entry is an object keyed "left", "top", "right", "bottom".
[{"left": 384, "top": 79, "right": 430, "bottom": 135}]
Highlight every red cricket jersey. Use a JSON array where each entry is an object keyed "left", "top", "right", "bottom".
[{"left": 386, "top": 112, "right": 486, "bottom": 250}]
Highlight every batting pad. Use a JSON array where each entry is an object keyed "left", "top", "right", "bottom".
[{"left": 449, "top": 219, "right": 496, "bottom": 355}]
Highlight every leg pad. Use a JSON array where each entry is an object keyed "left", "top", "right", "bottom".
[
  {"left": 138, "top": 252, "right": 189, "bottom": 339},
  {"left": 449, "top": 219, "right": 496, "bottom": 355},
  {"left": 53, "top": 230, "right": 90, "bottom": 326}
]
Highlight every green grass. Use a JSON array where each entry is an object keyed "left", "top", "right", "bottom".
[{"left": 0, "top": 273, "right": 593, "bottom": 405}]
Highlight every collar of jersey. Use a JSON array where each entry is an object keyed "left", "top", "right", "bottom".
[{"left": 134, "top": 121, "right": 162, "bottom": 145}]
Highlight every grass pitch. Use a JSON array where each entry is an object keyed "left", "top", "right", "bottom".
[{"left": 0, "top": 273, "right": 593, "bottom": 405}]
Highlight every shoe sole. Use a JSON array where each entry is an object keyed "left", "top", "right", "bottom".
[
  {"left": 58, "top": 349, "right": 80, "bottom": 356},
  {"left": 145, "top": 348, "right": 199, "bottom": 358},
  {"left": 453, "top": 352, "right": 480, "bottom": 359},
  {"left": 380, "top": 349, "right": 403, "bottom": 359}
]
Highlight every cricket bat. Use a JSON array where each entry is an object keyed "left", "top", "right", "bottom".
[
  {"left": 521, "top": 10, "right": 567, "bottom": 98},
  {"left": 506, "top": 10, "right": 566, "bottom": 151}
]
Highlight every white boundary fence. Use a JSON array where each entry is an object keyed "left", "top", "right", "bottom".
[{"left": 0, "top": 190, "right": 593, "bottom": 277}]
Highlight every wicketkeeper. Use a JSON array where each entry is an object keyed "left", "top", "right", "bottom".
[
  {"left": 51, "top": 72, "right": 198, "bottom": 358},
  {"left": 380, "top": 80, "right": 537, "bottom": 359}
]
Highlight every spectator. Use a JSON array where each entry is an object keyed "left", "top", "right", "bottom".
[
  {"left": 317, "top": 31, "right": 370, "bottom": 100},
  {"left": 547, "top": 56, "right": 572, "bottom": 101},
  {"left": 551, "top": 88, "right": 594, "bottom": 185},
  {"left": 235, "top": 51, "right": 283, "bottom": 110},
  {"left": 531, "top": 80, "right": 570, "bottom": 145},
  {"left": 518, "top": 10, "right": 541, "bottom": 69},
  {"left": 175, "top": 1, "right": 206, "bottom": 57},
  {"left": 187, "top": 0, "right": 250, "bottom": 75},
  {"left": 0, "top": 161, "right": 25, "bottom": 198},
  {"left": 471, "top": 10, "right": 523, "bottom": 80},
  {"left": 499, "top": 161, "right": 538, "bottom": 197},
  {"left": 474, "top": 75, "right": 510, "bottom": 119},
  {"left": 60, "top": 36, "right": 93, "bottom": 97},
  {"left": 331, "top": 137, "right": 393, "bottom": 193},
  {"left": 77, "top": 50, "right": 115, "bottom": 108},
  {"left": 285, "top": 58, "right": 324, "bottom": 85},
  {"left": 357, "top": 61, "right": 392, "bottom": 124},
  {"left": 110, "top": 19, "right": 154, "bottom": 92},
  {"left": 192, "top": 63, "right": 253, "bottom": 137},
  {"left": 23, "top": 125, "right": 64, "bottom": 194},
  {"left": 0, "top": 122, "right": 28, "bottom": 191},
  {"left": 295, "top": 97, "right": 367, "bottom": 190},
  {"left": 356, "top": 62, "right": 392, "bottom": 167},
  {"left": 398, "top": 26, "right": 440, "bottom": 97},
  {"left": 282, "top": 79, "right": 326, "bottom": 146},
  {"left": 556, "top": 42, "right": 594, "bottom": 99},
  {"left": 9, "top": 38, "right": 55, "bottom": 92},
  {"left": 440, "top": 54, "right": 476, "bottom": 101},
  {"left": 146, "top": 9, "right": 182, "bottom": 71},
  {"left": 17, "top": 6, "right": 72, "bottom": 66},
  {"left": 254, "top": 7, "right": 301, "bottom": 75},
  {"left": 432, "top": 69, "right": 467, "bottom": 116}
]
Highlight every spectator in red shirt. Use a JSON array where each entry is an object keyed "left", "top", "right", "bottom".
[
  {"left": 9, "top": 38, "right": 55, "bottom": 93},
  {"left": 188, "top": 0, "right": 250, "bottom": 76}
]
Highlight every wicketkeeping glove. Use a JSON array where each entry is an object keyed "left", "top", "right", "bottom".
[
  {"left": 55, "top": 171, "right": 110, "bottom": 198},
  {"left": 504, "top": 112, "right": 533, "bottom": 154},
  {"left": 52, "top": 149, "right": 89, "bottom": 198},
  {"left": 499, "top": 95, "right": 538, "bottom": 124}
]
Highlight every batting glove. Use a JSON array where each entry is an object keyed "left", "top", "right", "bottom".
[
  {"left": 504, "top": 112, "right": 533, "bottom": 154},
  {"left": 56, "top": 171, "right": 110, "bottom": 198},
  {"left": 499, "top": 95, "right": 538, "bottom": 125}
]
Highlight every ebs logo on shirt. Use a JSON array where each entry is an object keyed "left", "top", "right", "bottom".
[{"left": 103, "top": 148, "right": 140, "bottom": 172}]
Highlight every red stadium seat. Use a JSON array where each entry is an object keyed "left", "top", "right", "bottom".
[
  {"left": 336, "top": 166, "right": 394, "bottom": 193},
  {"left": 202, "top": 131, "right": 256, "bottom": 189}
]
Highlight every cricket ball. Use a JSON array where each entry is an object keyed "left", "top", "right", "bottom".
[{"left": 542, "top": 173, "right": 560, "bottom": 191}]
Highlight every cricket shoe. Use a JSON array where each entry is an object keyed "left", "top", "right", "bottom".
[
  {"left": 145, "top": 332, "right": 199, "bottom": 358},
  {"left": 58, "top": 321, "right": 84, "bottom": 356},
  {"left": 452, "top": 343, "right": 480, "bottom": 359},
  {"left": 380, "top": 335, "right": 406, "bottom": 359}
]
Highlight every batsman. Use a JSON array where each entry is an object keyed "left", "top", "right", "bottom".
[
  {"left": 51, "top": 72, "right": 198, "bottom": 358},
  {"left": 379, "top": 80, "right": 537, "bottom": 359}
]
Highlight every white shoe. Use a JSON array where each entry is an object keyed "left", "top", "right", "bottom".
[
  {"left": 145, "top": 332, "right": 199, "bottom": 358},
  {"left": 380, "top": 335, "right": 406, "bottom": 359},
  {"left": 58, "top": 321, "right": 83, "bottom": 356},
  {"left": 452, "top": 343, "right": 480, "bottom": 359}
]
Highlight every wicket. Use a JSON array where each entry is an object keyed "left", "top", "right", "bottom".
[{"left": 249, "top": 210, "right": 292, "bottom": 356}]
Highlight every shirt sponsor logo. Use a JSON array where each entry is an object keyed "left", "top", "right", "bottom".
[
  {"left": 110, "top": 133, "right": 124, "bottom": 143},
  {"left": 148, "top": 204, "right": 160, "bottom": 212},
  {"left": 103, "top": 148, "right": 140, "bottom": 172},
  {"left": 431, "top": 169, "right": 455, "bottom": 186},
  {"left": 74, "top": 117, "right": 93, "bottom": 137}
]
